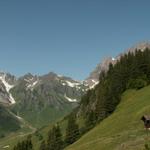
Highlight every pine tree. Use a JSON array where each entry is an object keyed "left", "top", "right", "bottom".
[
  {"left": 65, "top": 115, "right": 79, "bottom": 146},
  {"left": 47, "top": 125, "right": 63, "bottom": 150},
  {"left": 85, "top": 110, "right": 97, "bottom": 131},
  {"left": 39, "top": 140, "right": 47, "bottom": 150},
  {"left": 80, "top": 48, "right": 150, "bottom": 133},
  {"left": 13, "top": 136, "right": 33, "bottom": 150}
]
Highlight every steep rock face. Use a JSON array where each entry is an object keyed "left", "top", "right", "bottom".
[
  {"left": 85, "top": 42, "right": 150, "bottom": 88},
  {"left": 85, "top": 57, "right": 116, "bottom": 88},
  {"left": 0, "top": 81, "right": 10, "bottom": 104},
  {"left": 0, "top": 73, "right": 16, "bottom": 105}
]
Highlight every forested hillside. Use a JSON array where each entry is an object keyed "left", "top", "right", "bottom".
[
  {"left": 81, "top": 48, "right": 150, "bottom": 130},
  {"left": 66, "top": 85, "right": 150, "bottom": 150}
]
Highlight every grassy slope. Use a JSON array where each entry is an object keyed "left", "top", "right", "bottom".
[
  {"left": 0, "top": 106, "right": 21, "bottom": 136},
  {"left": 0, "top": 127, "right": 32, "bottom": 149},
  {"left": 1, "top": 86, "right": 150, "bottom": 150},
  {"left": 30, "top": 116, "right": 67, "bottom": 150},
  {"left": 0, "top": 111, "right": 69, "bottom": 150},
  {"left": 20, "top": 105, "right": 73, "bottom": 128},
  {"left": 66, "top": 86, "right": 150, "bottom": 150}
]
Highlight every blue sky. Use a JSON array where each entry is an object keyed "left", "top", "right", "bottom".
[{"left": 0, "top": 0, "right": 150, "bottom": 80}]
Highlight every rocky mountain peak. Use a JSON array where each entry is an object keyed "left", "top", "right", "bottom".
[{"left": 85, "top": 57, "right": 116, "bottom": 87}]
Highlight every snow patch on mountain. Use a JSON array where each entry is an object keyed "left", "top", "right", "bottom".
[
  {"left": 0, "top": 74, "right": 14, "bottom": 91},
  {"left": 0, "top": 74, "right": 15, "bottom": 104},
  {"left": 61, "top": 79, "right": 87, "bottom": 90},
  {"left": 57, "top": 74, "right": 63, "bottom": 77},
  {"left": 24, "top": 76, "right": 39, "bottom": 90},
  {"left": 24, "top": 77, "right": 34, "bottom": 82},
  {"left": 62, "top": 82, "right": 66, "bottom": 86},
  {"left": 90, "top": 81, "right": 99, "bottom": 89},
  {"left": 64, "top": 94, "right": 77, "bottom": 102},
  {"left": 83, "top": 79, "right": 99, "bottom": 89},
  {"left": 112, "top": 57, "right": 116, "bottom": 61},
  {"left": 65, "top": 81, "right": 80, "bottom": 87},
  {"left": 27, "top": 80, "right": 39, "bottom": 90}
]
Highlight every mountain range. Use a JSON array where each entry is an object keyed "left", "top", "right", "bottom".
[
  {"left": 0, "top": 41, "right": 150, "bottom": 138},
  {"left": 0, "top": 72, "right": 89, "bottom": 128}
]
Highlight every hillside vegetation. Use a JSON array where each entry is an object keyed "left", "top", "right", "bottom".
[
  {"left": 66, "top": 85, "right": 150, "bottom": 150},
  {"left": 0, "top": 106, "right": 21, "bottom": 137},
  {"left": 10, "top": 48, "right": 150, "bottom": 150},
  {"left": 79, "top": 48, "right": 150, "bottom": 130},
  {"left": 10, "top": 72, "right": 85, "bottom": 128},
  {"left": 33, "top": 48, "right": 150, "bottom": 150}
]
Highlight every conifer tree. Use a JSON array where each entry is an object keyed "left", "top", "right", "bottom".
[
  {"left": 13, "top": 135, "right": 33, "bottom": 150},
  {"left": 65, "top": 115, "right": 79, "bottom": 145},
  {"left": 47, "top": 125, "right": 63, "bottom": 150},
  {"left": 39, "top": 140, "right": 47, "bottom": 150}
]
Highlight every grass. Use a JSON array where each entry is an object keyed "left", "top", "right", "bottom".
[
  {"left": 20, "top": 105, "right": 73, "bottom": 128},
  {"left": 0, "top": 108, "right": 71, "bottom": 150},
  {"left": 0, "top": 126, "right": 32, "bottom": 149},
  {"left": 66, "top": 86, "right": 150, "bottom": 150},
  {"left": 1, "top": 85, "right": 150, "bottom": 150},
  {"left": 0, "top": 106, "right": 21, "bottom": 136}
]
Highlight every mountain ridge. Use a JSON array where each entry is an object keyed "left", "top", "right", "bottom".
[
  {"left": 0, "top": 71, "right": 89, "bottom": 105},
  {"left": 85, "top": 42, "right": 150, "bottom": 87}
]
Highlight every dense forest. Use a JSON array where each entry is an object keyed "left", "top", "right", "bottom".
[
  {"left": 13, "top": 48, "right": 150, "bottom": 150},
  {"left": 82, "top": 48, "right": 150, "bottom": 128}
]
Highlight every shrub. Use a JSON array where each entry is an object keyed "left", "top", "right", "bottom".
[{"left": 127, "top": 78, "right": 147, "bottom": 90}]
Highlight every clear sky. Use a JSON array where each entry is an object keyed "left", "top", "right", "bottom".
[{"left": 0, "top": 0, "right": 150, "bottom": 80}]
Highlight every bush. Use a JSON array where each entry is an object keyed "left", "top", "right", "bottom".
[
  {"left": 127, "top": 78, "right": 147, "bottom": 90},
  {"left": 0, "top": 134, "right": 5, "bottom": 138},
  {"left": 145, "top": 143, "right": 150, "bottom": 150}
]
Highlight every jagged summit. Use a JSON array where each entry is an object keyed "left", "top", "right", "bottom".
[
  {"left": 0, "top": 71, "right": 88, "bottom": 106},
  {"left": 84, "top": 56, "right": 117, "bottom": 88}
]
